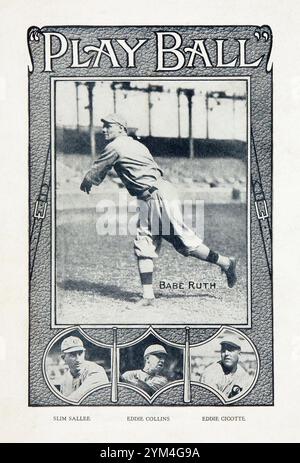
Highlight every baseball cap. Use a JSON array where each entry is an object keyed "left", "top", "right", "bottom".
[
  {"left": 220, "top": 337, "right": 241, "bottom": 350},
  {"left": 144, "top": 344, "right": 168, "bottom": 357},
  {"left": 61, "top": 336, "right": 85, "bottom": 353},
  {"left": 101, "top": 113, "right": 128, "bottom": 129}
]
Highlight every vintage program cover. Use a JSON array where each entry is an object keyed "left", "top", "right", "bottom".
[{"left": 28, "top": 25, "right": 273, "bottom": 409}]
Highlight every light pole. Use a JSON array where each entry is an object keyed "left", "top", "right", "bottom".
[
  {"left": 177, "top": 88, "right": 195, "bottom": 158},
  {"left": 146, "top": 84, "right": 163, "bottom": 137},
  {"left": 176, "top": 88, "right": 181, "bottom": 138},
  {"left": 75, "top": 81, "right": 80, "bottom": 133},
  {"left": 110, "top": 82, "right": 163, "bottom": 137},
  {"left": 205, "top": 91, "right": 209, "bottom": 139},
  {"left": 205, "top": 91, "right": 222, "bottom": 140},
  {"left": 147, "top": 85, "right": 153, "bottom": 136},
  {"left": 85, "top": 82, "right": 96, "bottom": 158},
  {"left": 111, "top": 82, "right": 117, "bottom": 112},
  {"left": 186, "top": 89, "right": 195, "bottom": 159},
  {"left": 205, "top": 91, "right": 246, "bottom": 140}
]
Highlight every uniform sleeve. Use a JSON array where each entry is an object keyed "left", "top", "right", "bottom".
[
  {"left": 121, "top": 371, "right": 130, "bottom": 382},
  {"left": 67, "top": 366, "right": 109, "bottom": 401},
  {"left": 200, "top": 365, "right": 218, "bottom": 389},
  {"left": 121, "top": 370, "right": 138, "bottom": 385},
  {"left": 84, "top": 143, "right": 119, "bottom": 186},
  {"left": 145, "top": 375, "right": 168, "bottom": 392},
  {"left": 60, "top": 372, "right": 73, "bottom": 397}
]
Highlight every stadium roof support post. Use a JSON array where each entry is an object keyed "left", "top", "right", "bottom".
[
  {"left": 205, "top": 91, "right": 210, "bottom": 140},
  {"left": 148, "top": 84, "right": 152, "bottom": 137},
  {"left": 184, "top": 89, "right": 195, "bottom": 159},
  {"left": 85, "top": 82, "right": 96, "bottom": 158},
  {"left": 146, "top": 84, "right": 164, "bottom": 137},
  {"left": 110, "top": 82, "right": 164, "bottom": 137},
  {"left": 75, "top": 81, "right": 80, "bottom": 133},
  {"left": 113, "top": 86, "right": 116, "bottom": 112},
  {"left": 205, "top": 91, "right": 246, "bottom": 141},
  {"left": 177, "top": 87, "right": 195, "bottom": 157},
  {"left": 176, "top": 88, "right": 181, "bottom": 138},
  {"left": 111, "top": 81, "right": 117, "bottom": 113}
]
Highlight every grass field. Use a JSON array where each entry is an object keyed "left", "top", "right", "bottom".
[{"left": 55, "top": 203, "right": 248, "bottom": 326}]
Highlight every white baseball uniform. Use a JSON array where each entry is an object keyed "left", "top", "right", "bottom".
[
  {"left": 121, "top": 369, "right": 168, "bottom": 393},
  {"left": 60, "top": 360, "right": 109, "bottom": 401},
  {"left": 201, "top": 361, "right": 252, "bottom": 399},
  {"left": 84, "top": 134, "right": 202, "bottom": 258}
]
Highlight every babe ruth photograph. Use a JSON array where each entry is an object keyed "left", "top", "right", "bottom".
[
  {"left": 119, "top": 335, "right": 183, "bottom": 396},
  {"left": 44, "top": 333, "right": 110, "bottom": 403},
  {"left": 54, "top": 78, "right": 249, "bottom": 326},
  {"left": 190, "top": 329, "right": 258, "bottom": 402}
]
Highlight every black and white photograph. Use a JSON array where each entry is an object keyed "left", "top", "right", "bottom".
[
  {"left": 54, "top": 78, "right": 249, "bottom": 326},
  {"left": 3, "top": 0, "right": 300, "bottom": 445},
  {"left": 44, "top": 330, "right": 111, "bottom": 404},
  {"left": 119, "top": 334, "right": 183, "bottom": 398},
  {"left": 191, "top": 328, "right": 259, "bottom": 403},
  {"left": 28, "top": 25, "right": 272, "bottom": 408}
]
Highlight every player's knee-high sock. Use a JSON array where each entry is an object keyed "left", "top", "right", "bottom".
[
  {"left": 138, "top": 258, "right": 155, "bottom": 299},
  {"left": 189, "top": 245, "right": 230, "bottom": 270}
]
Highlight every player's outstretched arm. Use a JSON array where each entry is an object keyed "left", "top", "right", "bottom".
[{"left": 80, "top": 144, "right": 119, "bottom": 194}]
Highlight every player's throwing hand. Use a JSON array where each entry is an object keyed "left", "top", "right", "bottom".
[{"left": 80, "top": 177, "right": 93, "bottom": 194}]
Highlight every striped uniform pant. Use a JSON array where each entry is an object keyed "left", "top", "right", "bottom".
[{"left": 134, "top": 178, "right": 203, "bottom": 259}]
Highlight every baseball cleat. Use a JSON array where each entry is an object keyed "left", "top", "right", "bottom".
[{"left": 222, "top": 257, "right": 237, "bottom": 288}]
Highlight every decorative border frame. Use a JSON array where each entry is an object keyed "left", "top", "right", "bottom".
[{"left": 28, "top": 25, "right": 273, "bottom": 407}]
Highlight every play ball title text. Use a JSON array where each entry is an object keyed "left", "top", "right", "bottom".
[{"left": 42, "top": 31, "right": 265, "bottom": 72}]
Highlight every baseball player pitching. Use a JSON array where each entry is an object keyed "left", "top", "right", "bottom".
[
  {"left": 121, "top": 344, "right": 169, "bottom": 394},
  {"left": 80, "top": 113, "right": 237, "bottom": 307},
  {"left": 201, "top": 337, "right": 252, "bottom": 400},
  {"left": 60, "top": 336, "right": 109, "bottom": 401}
]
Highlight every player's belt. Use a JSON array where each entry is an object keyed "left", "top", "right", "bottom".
[{"left": 137, "top": 186, "right": 158, "bottom": 200}]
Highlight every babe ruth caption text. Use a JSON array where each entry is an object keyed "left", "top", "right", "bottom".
[{"left": 159, "top": 280, "right": 216, "bottom": 290}]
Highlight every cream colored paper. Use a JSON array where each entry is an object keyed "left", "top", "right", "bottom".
[{"left": 0, "top": 0, "right": 299, "bottom": 443}]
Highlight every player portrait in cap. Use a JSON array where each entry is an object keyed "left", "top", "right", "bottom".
[
  {"left": 44, "top": 333, "right": 111, "bottom": 403},
  {"left": 191, "top": 329, "right": 258, "bottom": 402},
  {"left": 101, "top": 113, "right": 128, "bottom": 130},
  {"left": 120, "top": 337, "right": 183, "bottom": 397}
]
